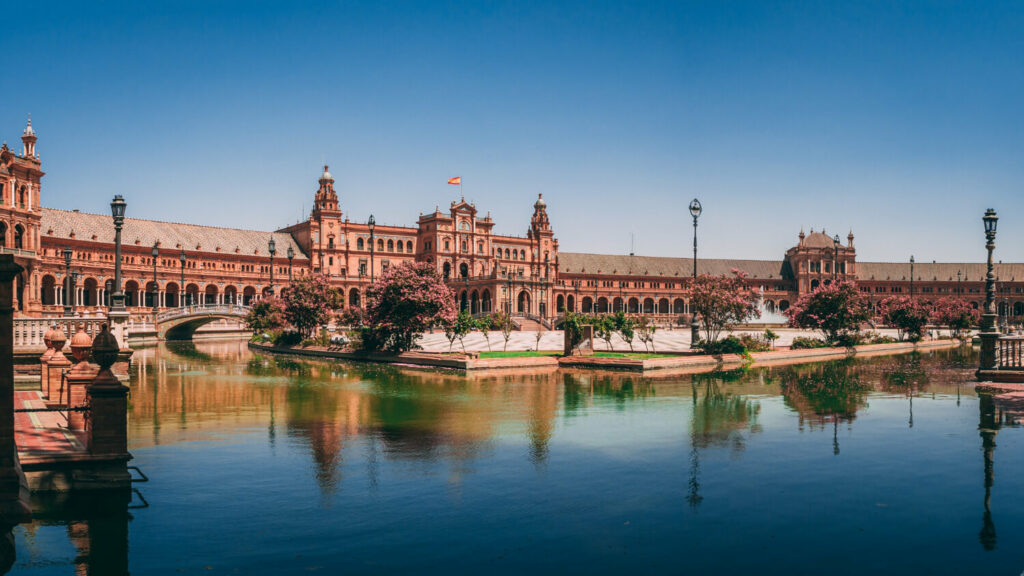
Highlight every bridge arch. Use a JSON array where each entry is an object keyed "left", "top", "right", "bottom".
[{"left": 157, "top": 305, "right": 250, "bottom": 340}]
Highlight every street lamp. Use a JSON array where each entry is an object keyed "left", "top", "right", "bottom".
[
  {"left": 689, "top": 198, "right": 702, "bottom": 348},
  {"left": 71, "top": 271, "right": 80, "bottom": 314},
  {"left": 287, "top": 245, "right": 295, "bottom": 281},
  {"left": 833, "top": 234, "right": 841, "bottom": 280},
  {"left": 268, "top": 237, "right": 276, "bottom": 295},
  {"left": 109, "top": 195, "right": 127, "bottom": 311},
  {"left": 979, "top": 208, "right": 999, "bottom": 373},
  {"left": 957, "top": 269, "right": 962, "bottom": 296},
  {"left": 179, "top": 248, "right": 186, "bottom": 307},
  {"left": 909, "top": 255, "right": 915, "bottom": 297},
  {"left": 368, "top": 215, "right": 376, "bottom": 284},
  {"left": 151, "top": 242, "right": 159, "bottom": 311},
  {"left": 62, "top": 247, "right": 73, "bottom": 317}
]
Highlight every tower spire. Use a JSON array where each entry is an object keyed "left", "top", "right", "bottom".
[{"left": 21, "top": 114, "right": 37, "bottom": 158}]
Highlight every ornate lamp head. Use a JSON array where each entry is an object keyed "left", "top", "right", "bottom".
[
  {"left": 688, "top": 198, "right": 702, "bottom": 219},
  {"left": 268, "top": 237, "right": 276, "bottom": 256},
  {"left": 983, "top": 208, "right": 998, "bottom": 238},
  {"left": 110, "top": 195, "right": 126, "bottom": 223}
]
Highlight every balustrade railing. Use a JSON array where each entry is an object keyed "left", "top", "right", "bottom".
[
  {"left": 156, "top": 304, "right": 251, "bottom": 322},
  {"left": 13, "top": 317, "right": 106, "bottom": 349},
  {"left": 997, "top": 336, "right": 1024, "bottom": 370}
]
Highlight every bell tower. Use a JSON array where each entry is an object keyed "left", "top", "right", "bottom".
[
  {"left": 312, "top": 165, "right": 340, "bottom": 218},
  {"left": 21, "top": 115, "right": 36, "bottom": 159}
]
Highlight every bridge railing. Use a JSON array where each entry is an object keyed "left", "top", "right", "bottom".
[
  {"left": 997, "top": 336, "right": 1024, "bottom": 370},
  {"left": 156, "top": 304, "right": 251, "bottom": 322}
]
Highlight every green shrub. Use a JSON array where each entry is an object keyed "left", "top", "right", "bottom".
[
  {"left": 863, "top": 331, "right": 897, "bottom": 344},
  {"left": 273, "top": 331, "right": 302, "bottom": 347},
  {"left": 694, "top": 336, "right": 746, "bottom": 355},
  {"left": 790, "top": 336, "right": 831, "bottom": 350},
  {"left": 737, "top": 334, "right": 771, "bottom": 352}
]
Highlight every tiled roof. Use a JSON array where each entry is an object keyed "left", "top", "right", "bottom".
[
  {"left": 40, "top": 208, "right": 307, "bottom": 260},
  {"left": 558, "top": 252, "right": 794, "bottom": 280},
  {"left": 857, "top": 261, "right": 1024, "bottom": 282}
]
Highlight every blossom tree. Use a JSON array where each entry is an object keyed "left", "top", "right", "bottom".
[
  {"left": 930, "top": 297, "right": 979, "bottom": 338},
  {"left": 245, "top": 296, "right": 287, "bottom": 335},
  {"left": 878, "top": 296, "right": 930, "bottom": 341},
  {"left": 785, "top": 281, "right": 870, "bottom": 345},
  {"left": 363, "top": 261, "right": 457, "bottom": 353},
  {"left": 689, "top": 270, "right": 761, "bottom": 343},
  {"left": 280, "top": 274, "right": 342, "bottom": 338}
]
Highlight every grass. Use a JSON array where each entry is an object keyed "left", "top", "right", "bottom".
[
  {"left": 592, "top": 352, "right": 664, "bottom": 359},
  {"left": 478, "top": 350, "right": 562, "bottom": 358}
]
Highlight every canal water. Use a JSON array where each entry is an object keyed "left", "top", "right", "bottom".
[{"left": 10, "top": 341, "right": 1024, "bottom": 575}]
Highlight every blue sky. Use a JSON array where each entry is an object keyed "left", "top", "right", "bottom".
[{"left": 2, "top": 1, "right": 1022, "bottom": 262}]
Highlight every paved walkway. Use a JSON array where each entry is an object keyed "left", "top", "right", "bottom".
[
  {"left": 14, "top": 391, "right": 86, "bottom": 459},
  {"left": 416, "top": 327, "right": 913, "bottom": 353}
]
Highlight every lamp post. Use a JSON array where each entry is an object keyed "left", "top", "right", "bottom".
[
  {"left": 957, "top": 269, "right": 962, "bottom": 296},
  {"left": 179, "top": 248, "right": 186, "bottom": 307},
  {"left": 909, "top": 255, "right": 915, "bottom": 297},
  {"left": 689, "top": 198, "right": 702, "bottom": 348},
  {"left": 268, "top": 237, "right": 276, "bottom": 295},
  {"left": 287, "top": 245, "right": 294, "bottom": 281},
  {"left": 368, "top": 215, "right": 376, "bottom": 284},
  {"left": 151, "top": 242, "right": 159, "bottom": 311},
  {"left": 62, "top": 247, "right": 73, "bottom": 317},
  {"left": 833, "top": 234, "right": 841, "bottom": 280},
  {"left": 71, "top": 271, "right": 79, "bottom": 314},
  {"left": 110, "top": 195, "right": 126, "bottom": 311},
  {"left": 979, "top": 209, "right": 999, "bottom": 374}
]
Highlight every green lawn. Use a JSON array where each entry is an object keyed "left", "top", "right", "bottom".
[
  {"left": 591, "top": 352, "right": 664, "bottom": 359},
  {"left": 478, "top": 350, "right": 563, "bottom": 358}
]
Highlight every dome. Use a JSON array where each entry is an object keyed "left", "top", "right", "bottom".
[
  {"left": 803, "top": 231, "right": 838, "bottom": 249},
  {"left": 534, "top": 194, "right": 546, "bottom": 208},
  {"left": 23, "top": 115, "right": 34, "bottom": 136},
  {"left": 319, "top": 165, "right": 333, "bottom": 182}
]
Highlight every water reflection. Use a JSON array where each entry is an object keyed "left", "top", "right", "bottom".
[{"left": 18, "top": 340, "right": 1020, "bottom": 574}]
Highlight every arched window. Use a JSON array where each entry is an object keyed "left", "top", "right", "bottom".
[
  {"left": 512, "top": 250, "right": 518, "bottom": 261},
  {"left": 377, "top": 238, "right": 384, "bottom": 251},
  {"left": 327, "top": 236, "right": 335, "bottom": 249},
  {"left": 0, "top": 222, "right": 6, "bottom": 248},
  {"left": 520, "top": 250, "right": 526, "bottom": 260},
  {"left": 13, "top": 225, "right": 24, "bottom": 250},
  {"left": 461, "top": 240, "right": 467, "bottom": 252},
  {"left": 478, "top": 242, "right": 484, "bottom": 253},
  {"left": 444, "top": 240, "right": 450, "bottom": 251},
  {"left": 357, "top": 238, "right": 364, "bottom": 250},
  {"left": 460, "top": 263, "right": 469, "bottom": 278},
  {"left": 505, "top": 248, "right": 510, "bottom": 258},
  {"left": 406, "top": 241, "right": 413, "bottom": 253},
  {"left": 387, "top": 239, "right": 394, "bottom": 252},
  {"left": 17, "top": 186, "right": 25, "bottom": 207},
  {"left": 443, "top": 262, "right": 451, "bottom": 279}
]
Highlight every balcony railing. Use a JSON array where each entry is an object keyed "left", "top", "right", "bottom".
[
  {"left": 997, "top": 336, "right": 1024, "bottom": 370},
  {"left": 0, "top": 247, "right": 36, "bottom": 258}
]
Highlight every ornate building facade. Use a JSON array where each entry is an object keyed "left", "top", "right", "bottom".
[{"left": 3, "top": 118, "right": 1023, "bottom": 323}]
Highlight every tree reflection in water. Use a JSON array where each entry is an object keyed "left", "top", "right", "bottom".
[
  {"left": 686, "top": 369, "right": 761, "bottom": 508},
  {"left": 775, "top": 359, "right": 869, "bottom": 455}
]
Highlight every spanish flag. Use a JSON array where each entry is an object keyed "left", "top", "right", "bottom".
[{"left": 448, "top": 176, "right": 461, "bottom": 185}]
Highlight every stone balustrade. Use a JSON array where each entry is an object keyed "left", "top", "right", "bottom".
[{"left": 13, "top": 317, "right": 106, "bottom": 349}]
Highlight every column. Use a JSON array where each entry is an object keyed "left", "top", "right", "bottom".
[{"left": 0, "top": 255, "right": 31, "bottom": 523}]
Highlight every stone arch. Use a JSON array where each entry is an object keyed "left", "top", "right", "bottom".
[
  {"left": 124, "top": 280, "right": 139, "bottom": 307},
  {"left": 1015, "top": 302, "right": 1024, "bottom": 317},
  {"left": 811, "top": 279, "right": 820, "bottom": 290},
  {"left": 459, "top": 262, "right": 469, "bottom": 278},
  {"left": 0, "top": 222, "right": 6, "bottom": 248},
  {"left": 242, "top": 285, "right": 256, "bottom": 306},
  {"left": 224, "top": 285, "right": 239, "bottom": 305},
  {"left": 517, "top": 290, "right": 530, "bottom": 314},
  {"left": 349, "top": 288, "right": 361, "bottom": 308},
  {"left": 357, "top": 238, "right": 364, "bottom": 250},
  {"left": 628, "top": 297, "right": 639, "bottom": 314},
  {"left": 376, "top": 238, "right": 384, "bottom": 251},
  {"left": 83, "top": 277, "right": 99, "bottom": 307},
  {"left": 481, "top": 289, "right": 492, "bottom": 313},
  {"left": 470, "top": 290, "right": 480, "bottom": 314},
  {"left": 166, "top": 281, "right": 181, "bottom": 307},
  {"left": 673, "top": 298, "right": 685, "bottom": 314},
  {"left": 765, "top": 300, "right": 776, "bottom": 313},
  {"left": 505, "top": 248, "right": 510, "bottom": 259},
  {"left": 582, "top": 296, "right": 593, "bottom": 313},
  {"left": 643, "top": 298, "right": 655, "bottom": 314},
  {"left": 567, "top": 294, "right": 575, "bottom": 313},
  {"left": 443, "top": 262, "right": 451, "bottom": 279},
  {"left": 459, "top": 290, "right": 468, "bottom": 311},
  {"left": 13, "top": 224, "right": 24, "bottom": 249},
  {"left": 779, "top": 300, "right": 791, "bottom": 312},
  {"left": 556, "top": 294, "right": 565, "bottom": 312},
  {"left": 185, "top": 283, "right": 201, "bottom": 306},
  {"left": 597, "top": 297, "right": 609, "bottom": 313},
  {"left": 41, "top": 274, "right": 57, "bottom": 306},
  {"left": 145, "top": 281, "right": 159, "bottom": 308},
  {"left": 658, "top": 298, "right": 669, "bottom": 313},
  {"left": 613, "top": 296, "right": 624, "bottom": 312}
]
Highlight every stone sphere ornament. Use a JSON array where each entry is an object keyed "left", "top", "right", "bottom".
[
  {"left": 90, "top": 323, "right": 120, "bottom": 373},
  {"left": 49, "top": 324, "right": 67, "bottom": 353}
]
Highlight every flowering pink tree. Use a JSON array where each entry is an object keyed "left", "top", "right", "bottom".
[
  {"left": 930, "top": 297, "right": 979, "bottom": 338},
  {"left": 245, "top": 296, "right": 287, "bottom": 335},
  {"left": 785, "top": 281, "right": 871, "bottom": 345},
  {"left": 363, "top": 261, "right": 457, "bottom": 353},
  {"left": 689, "top": 269, "right": 761, "bottom": 343},
  {"left": 280, "top": 274, "right": 342, "bottom": 338},
  {"left": 878, "top": 296, "right": 930, "bottom": 341}
]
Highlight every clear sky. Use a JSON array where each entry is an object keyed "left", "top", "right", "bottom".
[{"left": 2, "top": 1, "right": 1022, "bottom": 263}]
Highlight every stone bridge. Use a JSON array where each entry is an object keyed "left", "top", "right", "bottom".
[{"left": 155, "top": 304, "right": 251, "bottom": 340}]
